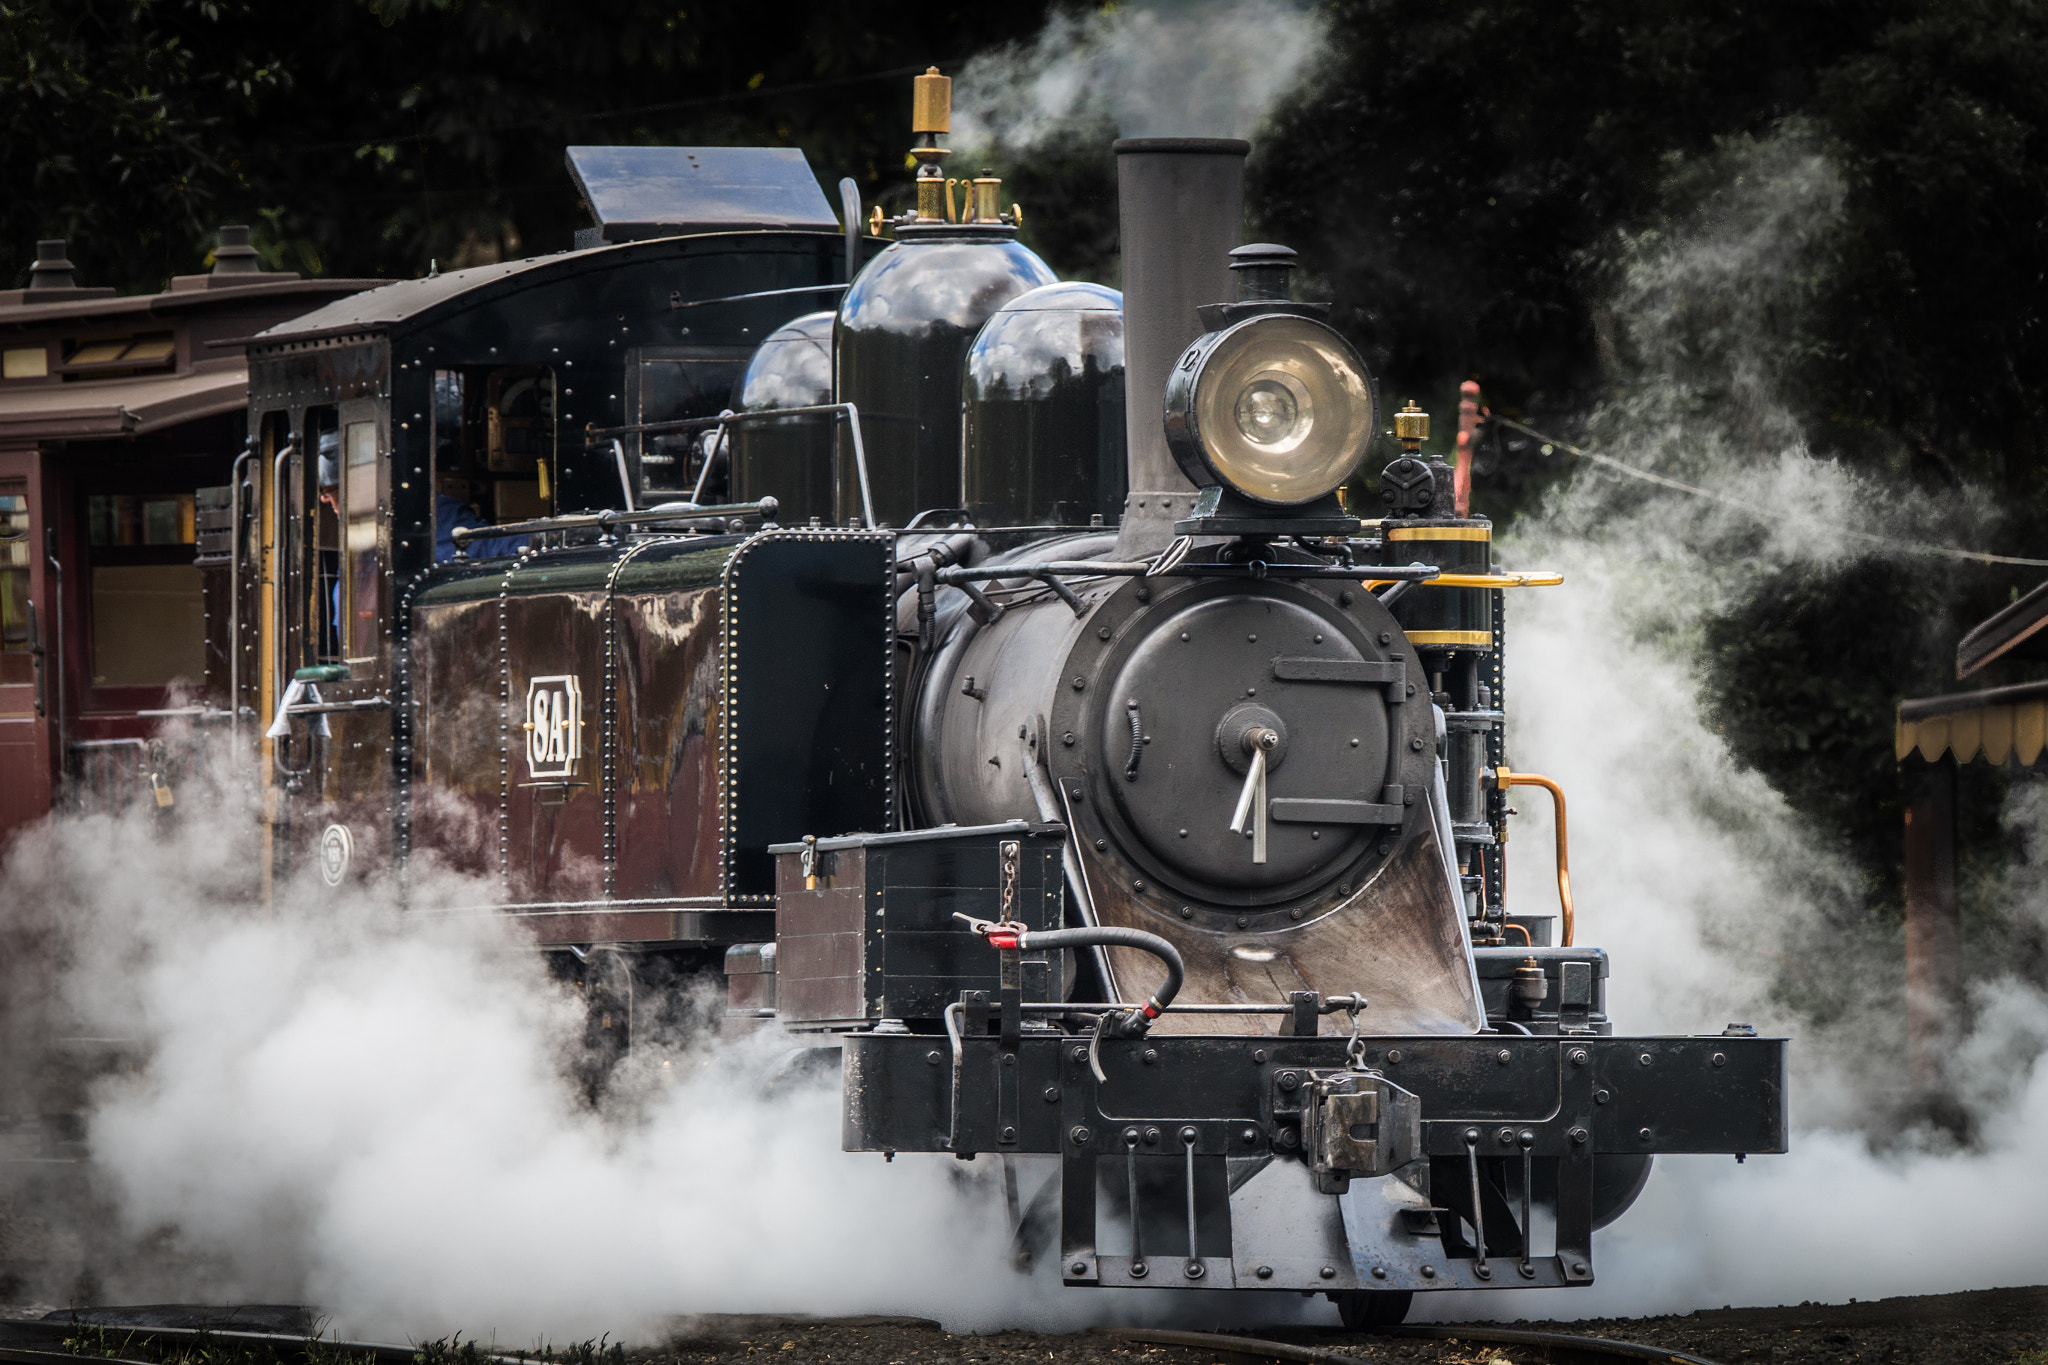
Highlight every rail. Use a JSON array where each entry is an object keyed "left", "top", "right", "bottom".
[
  {"left": 0, "top": 1311, "right": 1728, "bottom": 1365},
  {"left": 935, "top": 559, "right": 1444, "bottom": 587},
  {"left": 581, "top": 402, "right": 876, "bottom": 528},
  {"left": 0, "top": 1319, "right": 532, "bottom": 1365},
  {"left": 448, "top": 497, "right": 781, "bottom": 547},
  {"left": 1116, "top": 1325, "right": 1726, "bottom": 1365},
  {"left": 1361, "top": 570, "right": 1564, "bottom": 589}
]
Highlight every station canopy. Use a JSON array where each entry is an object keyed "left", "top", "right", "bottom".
[
  {"left": 1898, "top": 581, "right": 2048, "bottom": 767},
  {"left": 566, "top": 146, "right": 841, "bottom": 244}
]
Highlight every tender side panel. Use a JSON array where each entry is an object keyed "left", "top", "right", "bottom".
[
  {"left": 612, "top": 539, "right": 737, "bottom": 903},
  {"left": 722, "top": 532, "right": 896, "bottom": 901},
  {"left": 501, "top": 573, "right": 610, "bottom": 905},
  {"left": 409, "top": 582, "right": 504, "bottom": 881}
]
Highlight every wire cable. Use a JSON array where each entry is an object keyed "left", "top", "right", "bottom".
[{"left": 1489, "top": 414, "right": 2048, "bottom": 570}]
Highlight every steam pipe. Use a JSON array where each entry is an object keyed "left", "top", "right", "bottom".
[
  {"left": 960, "top": 916, "right": 1185, "bottom": 1036},
  {"left": 839, "top": 176, "right": 861, "bottom": 284},
  {"left": 1492, "top": 767, "right": 1574, "bottom": 946}
]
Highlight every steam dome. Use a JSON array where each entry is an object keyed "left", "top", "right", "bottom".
[
  {"left": 730, "top": 311, "right": 834, "bottom": 525},
  {"left": 962, "top": 281, "right": 1127, "bottom": 528},
  {"left": 834, "top": 224, "right": 1055, "bottom": 527}
]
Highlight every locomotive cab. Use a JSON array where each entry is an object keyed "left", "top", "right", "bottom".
[{"left": 235, "top": 144, "right": 871, "bottom": 895}]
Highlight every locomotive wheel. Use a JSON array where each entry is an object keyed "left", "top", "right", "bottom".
[{"left": 1331, "top": 1289, "right": 1413, "bottom": 1329}]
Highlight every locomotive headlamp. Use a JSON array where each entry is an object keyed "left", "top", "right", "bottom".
[{"left": 1163, "top": 313, "right": 1377, "bottom": 507}]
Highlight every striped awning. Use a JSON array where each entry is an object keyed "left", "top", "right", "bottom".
[{"left": 1896, "top": 679, "right": 2048, "bottom": 765}]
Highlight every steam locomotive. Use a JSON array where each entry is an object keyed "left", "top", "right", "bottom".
[{"left": 221, "top": 69, "right": 1784, "bottom": 1325}]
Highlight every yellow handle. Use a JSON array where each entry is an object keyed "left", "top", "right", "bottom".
[
  {"left": 1489, "top": 768, "right": 1574, "bottom": 946},
  {"left": 1362, "top": 570, "right": 1564, "bottom": 590}
]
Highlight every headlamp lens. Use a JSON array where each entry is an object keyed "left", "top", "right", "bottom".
[
  {"left": 1233, "top": 374, "right": 1310, "bottom": 448},
  {"left": 1178, "top": 314, "right": 1375, "bottom": 506}
]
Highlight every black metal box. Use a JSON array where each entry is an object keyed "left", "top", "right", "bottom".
[{"left": 769, "top": 820, "right": 1066, "bottom": 1029}]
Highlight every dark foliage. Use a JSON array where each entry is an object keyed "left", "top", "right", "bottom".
[
  {"left": 1809, "top": 0, "right": 2048, "bottom": 493},
  {"left": 8, "top": 0, "right": 2046, "bottom": 917},
  {"left": 1700, "top": 560, "right": 1957, "bottom": 911},
  {"left": 1254, "top": 0, "right": 1884, "bottom": 449},
  {"left": 2, "top": 0, "right": 1052, "bottom": 291},
  {"left": 1252, "top": 0, "right": 2048, "bottom": 909}
]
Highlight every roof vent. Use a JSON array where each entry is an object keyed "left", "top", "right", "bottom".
[
  {"left": 28, "top": 239, "right": 77, "bottom": 292},
  {"left": 8, "top": 238, "right": 114, "bottom": 304},
  {"left": 565, "top": 146, "right": 840, "bottom": 244},
  {"left": 169, "top": 225, "right": 297, "bottom": 291},
  {"left": 211, "top": 225, "right": 264, "bottom": 275}
]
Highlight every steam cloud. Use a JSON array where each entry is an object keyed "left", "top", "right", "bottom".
[
  {"left": 951, "top": 0, "right": 1329, "bottom": 152},
  {"left": 0, "top": 767, "right": 1021, "bottom": 1340},
  {"left": 1426, "top": 125, "right": 2048, "bottom": 1317}
]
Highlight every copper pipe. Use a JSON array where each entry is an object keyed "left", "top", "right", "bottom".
[
  {"left": 1503, "top": 922, "right": 1532, "bottom": 946},
  {"left": 1494, "top": 768, "right": 1574, "bottom": 946},
  {"left": 1454, "top": 379, "right": 1481, "bottom": 516}
]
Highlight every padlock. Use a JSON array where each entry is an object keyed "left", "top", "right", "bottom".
[{"left": 149, "top": 771, "right": 174, "bottom": 809}]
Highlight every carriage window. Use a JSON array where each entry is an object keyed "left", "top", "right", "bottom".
[
  {"left": 430, "top": 367, "right": 552, "bottom": 545},
  {"left": 0, "top": 490, "right": 30, "bottom": 685},
  {"left": 308, "top": 411, "right": 342, "bottom": 664},
  {"left": 628, "top": 351, "right": 750, "bottom": 498},
  {"left": 86, "top": 492, "right": 203, "bottom": 686},
  {"left": 344, "top": 421, "right": 380, "bottom": 660},
  {"left": 485, "top": 368, "right": 553, "bottom": 521}
]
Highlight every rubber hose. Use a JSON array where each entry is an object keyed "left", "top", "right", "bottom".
[{"left": 1024, "top": 925, "right": 1184, "bottom": 1035}]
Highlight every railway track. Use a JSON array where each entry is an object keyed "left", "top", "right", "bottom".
[
  {"left": 0, "top": 1313, "right": 1726, "bottom": 1365},
  {"left": 0, "top": 1318, "right": 529, "bottom": 1365},
  {"left": 1115, "top": 1324, "right": 1726, "bottom": 1365}
]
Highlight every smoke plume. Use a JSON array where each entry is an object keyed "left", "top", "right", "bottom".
[
  {"left": 950, "top": 0, "right": 1329, "bottom": 153},
  {"left": 1418, "top": 124, "right": 2048, "bottom": 1317},
  {"left": 0, "top": 751, "right": 1027, "bottom": 1341}
]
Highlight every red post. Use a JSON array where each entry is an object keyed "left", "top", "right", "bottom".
[
  {"left": 1454, "top": 380, "right": 1481, "bottom": 516},
  {"left": 1902, "top": 755, "right": 1960, "bottom": 1088}
]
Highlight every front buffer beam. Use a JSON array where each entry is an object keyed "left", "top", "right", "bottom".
[{"left": 842, "top": 1029, "right": 1785, "bottom": 1293}]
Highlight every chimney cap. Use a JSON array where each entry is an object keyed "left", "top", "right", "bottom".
[
  {"left": 211, "top": 224, "right": 264, "bottom": 275},
  {"left": 28, "top": 238, "right": 77, "bottom": 291}
]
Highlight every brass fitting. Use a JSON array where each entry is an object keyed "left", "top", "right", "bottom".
[
  {"left": 1395, "top": 400, "right": 1430, "bottom": 453},
  {"left": 909, "top": 67, "right": 953, "bottom": 222},
  {"left": 911, "top": 67, "right": 951, "bottom": 134}
]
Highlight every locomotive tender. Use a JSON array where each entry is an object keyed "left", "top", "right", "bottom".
[{"left": 230, "top": 69, "right": 1784, "bottom": 1325}]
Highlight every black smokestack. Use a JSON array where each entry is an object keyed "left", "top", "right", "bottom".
[{"left": 1112, "top": 137, "right": 1247, "bottom": 555}]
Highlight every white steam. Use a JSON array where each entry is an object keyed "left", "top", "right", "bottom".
[
  {"left": 951, "top": 0, "right": 1328, "bottom": 152},
  {"left": 0, "top": 762, "right": 1305, "bottom": 1341},
  {"left": 0, "top": 759, "right": 1025, "bottom": 1339},
  {"left": 1417, "top": 126, "right": 2048, "bottom": 1318}
]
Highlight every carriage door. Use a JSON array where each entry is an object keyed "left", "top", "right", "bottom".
[
  {"left": 312, "top": 399, "right": 392, "bottom": 884},
  {"left": 0, "top": 461, "right": 52, "bottom": 841}
]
